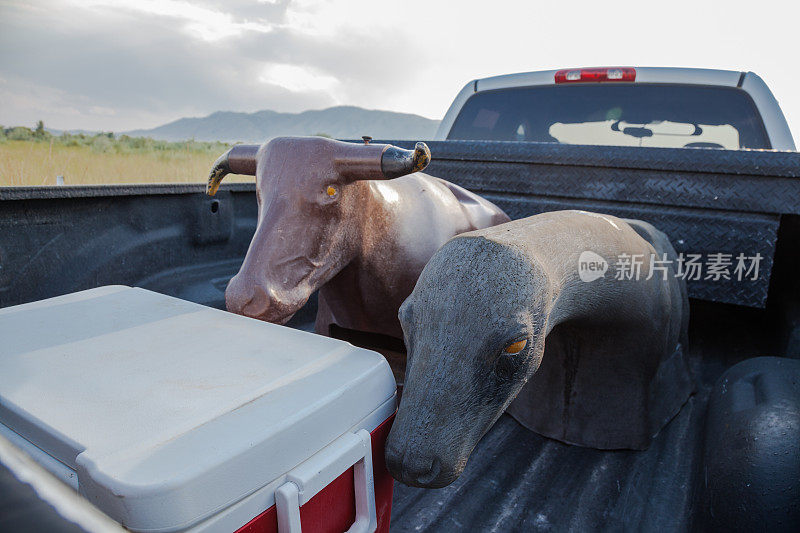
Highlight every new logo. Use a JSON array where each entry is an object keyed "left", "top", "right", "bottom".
[{"left": 578, "top": 251, "right": 608, "bottom": 282}]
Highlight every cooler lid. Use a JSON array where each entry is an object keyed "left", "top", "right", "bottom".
[{"left": 0, "top": 286, "right": 396, "bottom": 531}]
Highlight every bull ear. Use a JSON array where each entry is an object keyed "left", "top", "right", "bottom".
[
  {"left": 381, "top": 142, "right": 431, "bottom": 179},
  {"left": 206, "top": 144, "right": 260, "bottom": 196}
]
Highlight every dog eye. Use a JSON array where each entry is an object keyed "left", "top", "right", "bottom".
[
  {"left": 326, "top": 185, "right": 337, "bottom": 198},
  {"left": 503, "top": 339, "right": 527, "bottom": 354}
]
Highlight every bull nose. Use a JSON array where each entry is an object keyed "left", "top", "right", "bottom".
[
  {"left": 225, "top": 276, "right": 270, "bottom": 318},
  {"left": 385, "top": 444, "right": 444, "bottom": 488}
]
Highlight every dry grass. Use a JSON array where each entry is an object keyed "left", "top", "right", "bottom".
[{"left": 0, "top": 140, "right": 242, "bottom": 186}]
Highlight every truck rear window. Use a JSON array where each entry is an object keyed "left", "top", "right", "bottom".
[{"left": 447, "top": 84, "right": 771, "bottom": 149}]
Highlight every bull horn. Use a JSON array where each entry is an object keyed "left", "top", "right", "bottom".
[
  {"left": 206, "top": 144, "right": 260, "bottom": 196},
  {"left": 381, "top": 142, "right": 431, "bottom": 179}
]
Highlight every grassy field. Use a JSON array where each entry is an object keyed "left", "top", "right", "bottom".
[{"left": 0, "top": 131, "right": 237, "bottom": 187}]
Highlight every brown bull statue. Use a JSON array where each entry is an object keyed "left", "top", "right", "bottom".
[{"left": 206, "top": 136, "right": 510, "bottom": 343}]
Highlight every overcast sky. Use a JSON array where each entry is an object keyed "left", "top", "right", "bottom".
[{"left": 1, "top": 0, "right": 799, "bottom": 137}]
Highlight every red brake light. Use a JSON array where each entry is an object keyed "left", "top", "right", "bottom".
[{"left": 554, "top": 67, "right": 636, "bottom": 83}]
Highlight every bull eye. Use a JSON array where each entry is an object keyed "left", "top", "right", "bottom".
[
  {"left": 326, "top": 185, "right": 338, "bottom": 198},
  {"left": 503, "top": 339, "right": 527, "bottom": 354}
]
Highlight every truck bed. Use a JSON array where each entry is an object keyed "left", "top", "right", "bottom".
[{"left": 2, "top": 139, "right": 798, "bottom": 531}]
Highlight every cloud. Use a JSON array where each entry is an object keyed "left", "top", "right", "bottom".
[
  {"left": 259, "top": 63, "right": 339, "bottom": 94},
  {"left": 0, "top": 0, "right": 424, "bottom": 131},
  {"left": 1, "top": 0, "right": 799, "bottom": 139}
]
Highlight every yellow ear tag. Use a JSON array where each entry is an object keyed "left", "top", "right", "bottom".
[
  {"left": 504, "top": 339, "right": 527, "bottom": 354},
  {"left": 326, "top": 186, "right": 337, "bottom": 197}
]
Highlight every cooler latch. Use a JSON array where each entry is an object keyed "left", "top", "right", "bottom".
[{"left": 275, "top": 429, "right": 377, "bottom": 533}]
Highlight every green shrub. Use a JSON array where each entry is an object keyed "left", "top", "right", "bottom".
[
  {"left": 1, "top": 125, "right": 231, "bottom": 155},
  {"left": 7, "top": 127, "right": 34, "bottom": 141},
  {"left": 90, "top": 135, "right": 113, "bottom": 153}
]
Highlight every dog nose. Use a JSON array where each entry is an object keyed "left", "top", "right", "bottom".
[
  {"left": 405, "top": 456, "right": 442, "bottom": 486},
  {"left": 385, "top": 442, "right": 404, "bottom": 480},
  {"left": 385, "top": 444, "right": 443, "bottom": 487}
]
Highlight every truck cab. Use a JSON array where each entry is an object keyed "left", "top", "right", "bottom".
[{"left": 436, "top": 67, "right": 796, "bottom": 150}]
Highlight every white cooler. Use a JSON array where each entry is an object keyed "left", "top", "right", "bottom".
[{"left": 0, "top": 286, "right": 397, "bottom": 533}]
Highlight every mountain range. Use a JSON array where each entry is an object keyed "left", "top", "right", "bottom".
[{"left": 125, "top": 106, "right": 441, "bottom": 142}]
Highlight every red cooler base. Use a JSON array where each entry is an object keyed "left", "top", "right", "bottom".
[{"left": 235, "top": 414, "right": 395, "bottom": 533}]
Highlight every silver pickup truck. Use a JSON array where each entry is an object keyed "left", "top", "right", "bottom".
[{"left": 436, "top": 67, "right": 796, "bottom": 150}]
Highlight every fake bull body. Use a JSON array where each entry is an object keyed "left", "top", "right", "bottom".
[
  {"left": 206, "top": 136, "right": 509, "bottom": 340},
  {"left": 386, "top": 210, "right": 693, "bottom": 488}
]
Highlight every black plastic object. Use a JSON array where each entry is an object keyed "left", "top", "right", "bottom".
[{"left": 700, "top": 356, "right": 800, "bottom": 531}]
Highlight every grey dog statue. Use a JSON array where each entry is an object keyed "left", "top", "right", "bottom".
[{"left": 386, "top": 210, "right": 693, "bottom": 488}]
